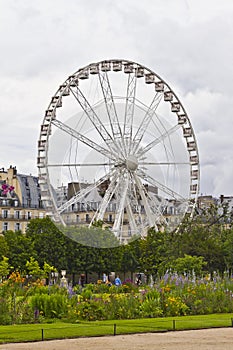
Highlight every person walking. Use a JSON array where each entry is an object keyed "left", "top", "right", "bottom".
[{"left": 114, "top": 275, "right": 122, "bottom": 286}]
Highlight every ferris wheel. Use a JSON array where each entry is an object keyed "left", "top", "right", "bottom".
[{"left": 37, "top": 59, "right": 199, "bottom": 245}]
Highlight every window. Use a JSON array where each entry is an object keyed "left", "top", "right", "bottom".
[
  {"left": 76, "top": 215, "right": 80, "bottom": 223},
  {"left": 39, "top": 212, "right": 44, "bottom": 218},
  {"left": 15, "top": 223, "right": 20, "bottom": 231},
  {"left": 2, "top": 210, "right": 8, "bottom": 219},
  {"left": 27, "top": 212, "right": 31, "bottom": 220},
  {"left": 86, "top": 214, "right": 90, "bottom": 222},
  {"left": 169, "top": 207, "right": 175, "bottom": 215},
  {"left": 14, "top": 210, "right": 20, "bottom": 219},
  {"left": 3, "top": 222, "right": 8, "bottom": 231}
]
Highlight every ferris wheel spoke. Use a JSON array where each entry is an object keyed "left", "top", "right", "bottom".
[
  {"left": 98, "top": 72, "right": 126, "bottom": 157},
  {"left": 138, "top": 161, "right": 190, "bottom": 166},
  {"left": 51, "top": 119, "right": 119, "bottom": 161},
  {"left": 46, "top": 162, "right": 115, "bottom": 168},
  {"left": 123, "top": 73, "right": 137, "bottom": 155},
  {"left": 145, "top": 191, "right": 168, "bottom": 227},
  {"left": 70, "top": 86, "right": 122, "bottom": 157},
  {"left": 92, "top": 170, "right": 121, "bottom": 222},
  {"left": 128, "top": 173, "right": 145, "bottom": 229},
  {"left": 137, "top": 170, "right": 186, "bottom": 202},
  {"left": 133, "top": 173, "right": 158, "bottom": 229},
  {"left": 132, "top": 92, "right": 163, "bottom": 154},
  {"left": 112, "top": 173, "right": 129, "bottom": 234},
  {"left": 125, "top": 196, "right": 139, "bottom": 235},
  {"left": 137, "top": 123, "right": 182, "bottom": 158},
  {"left": 57, "top": 169, "right": 114, "bottom": 214}
]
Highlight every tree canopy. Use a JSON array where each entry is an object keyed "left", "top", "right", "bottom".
[{"left": 0, "top": 205, "right": 232, "bottom": 280}]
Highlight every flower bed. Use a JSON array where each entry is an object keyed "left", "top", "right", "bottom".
[{"left": 1, "top": 272, "right": 233, "bottom": 324}]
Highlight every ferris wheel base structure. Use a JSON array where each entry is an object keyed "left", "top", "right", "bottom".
[{"left": 37, "top": 59, "right": 200, "bottom": 247}]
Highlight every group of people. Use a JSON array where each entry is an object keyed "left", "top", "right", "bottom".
[
  {"left": 79, "top": 272, "right": 143, "bottom": 287},
  {"left": 103, "top": 273, "right": 142, "bottom": 286},
  {"left": 103, "top": 273, "right": 122, "bottom": 286}
]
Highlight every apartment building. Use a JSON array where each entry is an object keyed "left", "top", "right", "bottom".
[{"left": 0, "top": 166, "right": 46, "bottom": 233}]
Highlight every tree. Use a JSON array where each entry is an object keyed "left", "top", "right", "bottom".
[
  {"left": 26, "top": 218, "right": 69, "bottom": 271},
  {"left": 63, "top": 225, "right": 120, "bottom": 248},
  {"left": 120, "top": 239, "right": 141, "bottom": 281},
  {"left": 0, "top": 236, "right": 9, "bottom": 259},
  {"left": 170, "top": 254, "right": 207, "bottom": 276},
  {"left": 25, "top": 257, "right": 43, "bottom": 279},
  {"left": 222, "top": 227, "right": 233, "bottom": 272},
  {"left": 173, "top": 218, "right": 227, "bottom": 273},
  {"left": 3, "top": 230, "right": 35, "bottom": 271},
  {"left": 0, "top": 256, "right": 10, "bottom": 280},
  {"left": 139, "top": 227, "right": 170, "bottom": 279}
]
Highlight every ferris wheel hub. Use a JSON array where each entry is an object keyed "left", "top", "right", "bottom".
[{"left": 126, "top": 155, "right": 138, "bottom": 172}]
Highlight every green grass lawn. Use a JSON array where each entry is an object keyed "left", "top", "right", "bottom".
[{"left": 0, "top": 314, "right": 233, "bottom": 343}]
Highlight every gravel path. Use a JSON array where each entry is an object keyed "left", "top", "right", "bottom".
[{"left": 0, "top": 328, "right": 233, "bottom": 350}]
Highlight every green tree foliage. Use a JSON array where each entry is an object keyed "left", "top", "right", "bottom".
[
  {"left": 222, "top": 227, "right": 233, "bottom": 271},
  {"left": 0, "top": 235, "right": 9, "bottom": 259},
  {"left": 0, "top": 202, "right": 232, "bottom": 279},
  {"left": 26, "top": 257, "right": 43, "bottom": 279},
  {"left": 0, "top": 256, "right": 10, "bottom": 280},
  {"left": 3, "top": 230, "right": 34, "bottom": 271},
  {"left": 120, "top": 239, "right": 141, "bottom": 280},
  {"left": 139, "top": 227, "right": 170, "bottom": 279},
  {"left": 63, "top": 225, "right": 120, "bottom": 248},
  {"left": 26, "top": 218, "right": 69, "bottom": 271},
  {"left": 25, "top": 218, "right": 123, "bottom": 278},
  {"left": 170, "top": 254, "right": 207, "bottom": 276},
  {"left": 43, "top": 261, "right": 57, "bottom": 278},
  {"left": 172, "top": 217, "right": 226, "bottom": 273}
]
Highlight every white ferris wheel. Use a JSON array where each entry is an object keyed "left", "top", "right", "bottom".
[{"left": 38, "top": 59, "right": 199, "bottom": 244}]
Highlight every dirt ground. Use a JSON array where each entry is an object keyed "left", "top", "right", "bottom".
[{"left": 0, "top": 328, "right": 233, "bottom": 350}]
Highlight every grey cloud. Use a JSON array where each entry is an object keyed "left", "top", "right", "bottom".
[{"left": 0, "top": 0, "right": 232, "bottom": 197}]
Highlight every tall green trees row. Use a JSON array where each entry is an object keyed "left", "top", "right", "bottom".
[{"left": 0, "top": 213, "right": 233, "bottom": 280}]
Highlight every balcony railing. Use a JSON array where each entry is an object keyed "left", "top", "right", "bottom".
[
  {"left": 0, "top": 214, "right": 44, "bottom": 221},
  {"left": 0, "top": 198, "right": 44, "bottom": 209}
]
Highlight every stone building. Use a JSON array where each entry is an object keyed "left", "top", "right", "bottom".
[{"left": 0, "top": 166, "right": 46, "bottom": 233}]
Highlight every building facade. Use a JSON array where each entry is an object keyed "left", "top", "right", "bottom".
[{"left": 0, "top": 166, "right": 46, "bottom": 233}]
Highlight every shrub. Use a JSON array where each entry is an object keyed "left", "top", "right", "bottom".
[
  {"left": 140, "top": 289, "right": 163, "bottom": 318},
  {"left": 0, "top": 297, "right": 11, "bottom": 325},
  {"left": 76, "top": 300, "right": 105, "bottom": 321},
  {"left": 30, "top": 293, "right": 68, "bottom": 318}
]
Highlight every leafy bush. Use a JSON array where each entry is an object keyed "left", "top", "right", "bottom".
[
  {"left": 140, "top": 289, "right": 163, "bottom": 318},
  {"left": 0, "top": 297, "right": 11, "bottom": 325},
  {"left": 30, "top": 293, "right": 68, "bottom": 318},
  {"left": 76, "top": 300, "right": 105, "bottom": 321}
]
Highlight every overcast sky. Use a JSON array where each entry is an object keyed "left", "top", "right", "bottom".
[{"left": 0, "top": 0, "right": 232, "bottom": 197}]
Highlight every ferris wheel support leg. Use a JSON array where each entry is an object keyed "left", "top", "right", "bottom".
[
  {"left": 112, "top": 173, "right": 129, "bottom": 235},
  {"left": 133, "top": 173, "right": 158, "bottom": 230}
]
